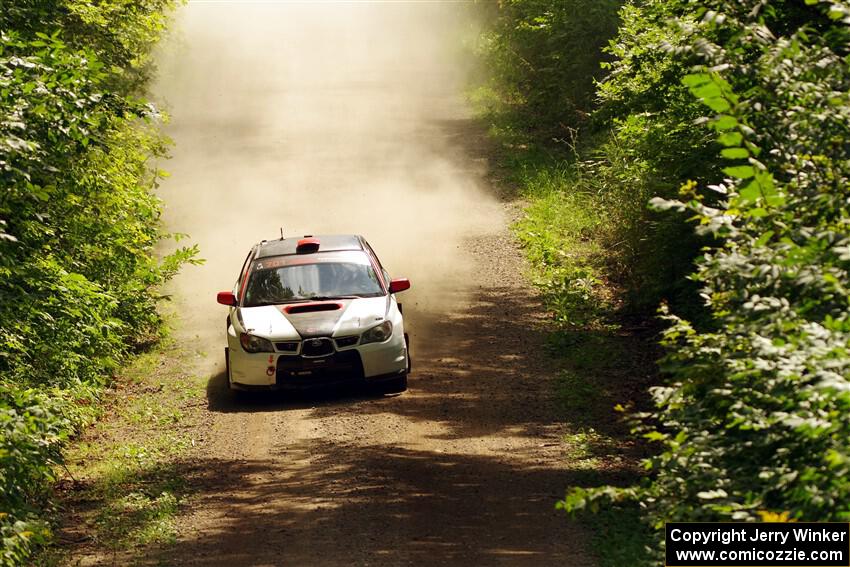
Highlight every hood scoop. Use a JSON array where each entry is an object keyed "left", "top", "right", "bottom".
[{"left": 283, "top": 302, "right": 342, "bottom": 315}]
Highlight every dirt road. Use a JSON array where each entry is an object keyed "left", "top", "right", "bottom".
[{"left": 150, "top": 3, "right": 593, "bottom": 565}]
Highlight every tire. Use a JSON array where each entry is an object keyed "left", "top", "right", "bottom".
[
  {"left": 381, "top": 372, "right": 408, "bottom": 395},
  {"left": 404, "top": 332, "right": 412, "bottom": 374},
  {"left": 225, "top": 347, "right": 238, "bottom": 391}
]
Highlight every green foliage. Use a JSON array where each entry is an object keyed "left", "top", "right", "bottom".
[
  {"left": 559, "top": 0, "right": 850, "bottom": 561},
  {"left": 0, "top": 2, "right": 191, "bottom": 564},
  {"left": 513, "top": 163, "right": 610, "bottom": 327},
  {"left": 2, "top": 0, "right": 181, "bottom": 92},
  {"left": 578, "top": 505, "right": 654, "bottom": 567},
  {"left": 473, "top": 0, "right": 623, "bottom": 141},
  {"left": 475, "top": 0, "right": 715, "bottom": 316},
  {"left": 584, "top": 0, "right": 720, "bottom": 315},
  {"left": 33, "top": 343, "right": 204, "bottom": 565},
  {"left": 0, "top": 390, "right": 63, "bottom": 565},
  {"left": 644, "top": 0, "right": 850, "bottom": 523}
]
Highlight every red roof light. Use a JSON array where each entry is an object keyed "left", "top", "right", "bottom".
[{"left": 296, "top": 238, "right": 320, "bottom": 254}]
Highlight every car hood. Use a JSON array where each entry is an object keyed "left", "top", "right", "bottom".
[{"left": 238, "top": 296, "right": 389, "bottom": 340}]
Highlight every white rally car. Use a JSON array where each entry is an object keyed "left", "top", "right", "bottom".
[{"left": 216, "top": 234, "right": 411, "bottom": 393}]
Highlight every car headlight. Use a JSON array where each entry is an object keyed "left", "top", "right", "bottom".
[
  {"left": 240, "top": 333, "right": 275, "bottom": 353},
  {"left": 360, "top": 321, "right": 393, "bottom": 345}
]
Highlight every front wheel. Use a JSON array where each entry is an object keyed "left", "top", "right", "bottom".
[
  {"left": 404, "top": 332, "right": 412, "bottom": 374},
  {"left": 225, "top": 347, "right": 239, "bottom": 391}
]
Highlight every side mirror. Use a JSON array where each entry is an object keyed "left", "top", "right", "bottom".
[
  {"left": 217, "top": 291, "right": 237, "bottom": 306},
  {"left": 389, "top": 278, "right": 411, "bottom": 294}
]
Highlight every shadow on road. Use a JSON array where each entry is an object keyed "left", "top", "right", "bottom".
[
  {"left": 150, "top": 444, "right": 615, "bottom": 566},
  {"left": 206, "top": 370, "right": 398, "bottom": 414}
]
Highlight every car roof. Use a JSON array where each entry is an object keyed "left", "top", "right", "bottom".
[{"left": 254, "top": 234, "right": 365, "bottom": 259}]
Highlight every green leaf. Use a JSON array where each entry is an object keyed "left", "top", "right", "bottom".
[
  {"left": 755, "top": 230, "right": 774, "bottom": 245},
  {"left": 718, "top": 132, "right": 743, "bottom": 146},
  {"left": 704, "top": 97, "right": 731, "bottom": 112},
  {"left": 693, "top": 82, "right": 723, "bottom": 100},
  {"left": 721, "top": 148, "right": 749, "bottom": 159},
  {"left": 754, "top": 172, "right": 777, "bottom": 196},
  {"left": 723, "top": 165, "right": 755, "bottom": 179},
  {"left": 738, "top": 180, "right": 762, "bottom": 202},
  {"left": 643, "top": 431, "right": 667, "bottom": 441},
  {"left": 765, "top": 194, "right": 786, "bottom": 207},
  {"left": 714, "top": 115, "right": 738, "bottom": 131},
  {"left": 683, "top": 73, "right": 712, "bottom": 88}
]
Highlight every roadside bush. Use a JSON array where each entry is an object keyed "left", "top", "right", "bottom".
[
  {"left": 585, "top": 0, "right": 721, "bottom": 315},
  {"left": 473, "top": 0, "right": 622, "bottom": 142},
  {"left": 2, "top": 0, "right": 179, "bottom": 92},
  {"left": 475, "top": 0, "right": 717, "bottom": 317},
  {"left": 562, "top": 0, "right": 850, "bottom": 560},
  {"left": 647, "top": 0, "right": 850, "bottom": 524},
  {"left": 0, "top": 389, "right": 72, "bottom": 565},
  {"left": 0, "top": 2, "right": 191, "bottom": 564}
]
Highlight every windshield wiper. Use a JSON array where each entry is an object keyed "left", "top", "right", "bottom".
[
  {"left": 247, "top": 296, "right": 360, "bottom": 307},
  {"left": 247, "top": 299, "right": 311, "bottom": 307}
]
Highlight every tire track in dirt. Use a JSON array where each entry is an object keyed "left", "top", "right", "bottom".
[{"left": 149, "top": 3, "right": 596, "bottom": 566}]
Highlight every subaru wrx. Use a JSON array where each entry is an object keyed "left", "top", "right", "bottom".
[{"left": 217, "top": 234, "right": 411, "bottom": 393}]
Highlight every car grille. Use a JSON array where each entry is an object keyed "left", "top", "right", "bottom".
[
  {"left": 275, "top": 341, "right": 299, "bottom": 353},
  {"left": 334, "top": 335, "right": 359, "bottom": 348},
  {"left": 301, "top": 337, "right": 334, "bottom": 358}
]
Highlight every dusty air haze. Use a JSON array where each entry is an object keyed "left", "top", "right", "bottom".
[
  {"left": 147, "top": 1, "right": 592, "bottom": 565},
  {"left": 154, "top": 1, "right": 501, "bottom": 353}
]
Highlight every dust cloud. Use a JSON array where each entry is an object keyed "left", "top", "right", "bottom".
[{"left": 152, "top": 1, "right": 502, "bottom": 363}]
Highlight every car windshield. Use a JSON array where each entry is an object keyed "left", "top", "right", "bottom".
[{"left": 243, "top": 260, "right": 383, "bottom": 306}]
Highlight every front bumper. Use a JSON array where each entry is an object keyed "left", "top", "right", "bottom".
[{"left": 227, "top": 331, "right": 407, "bottom": 390}]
